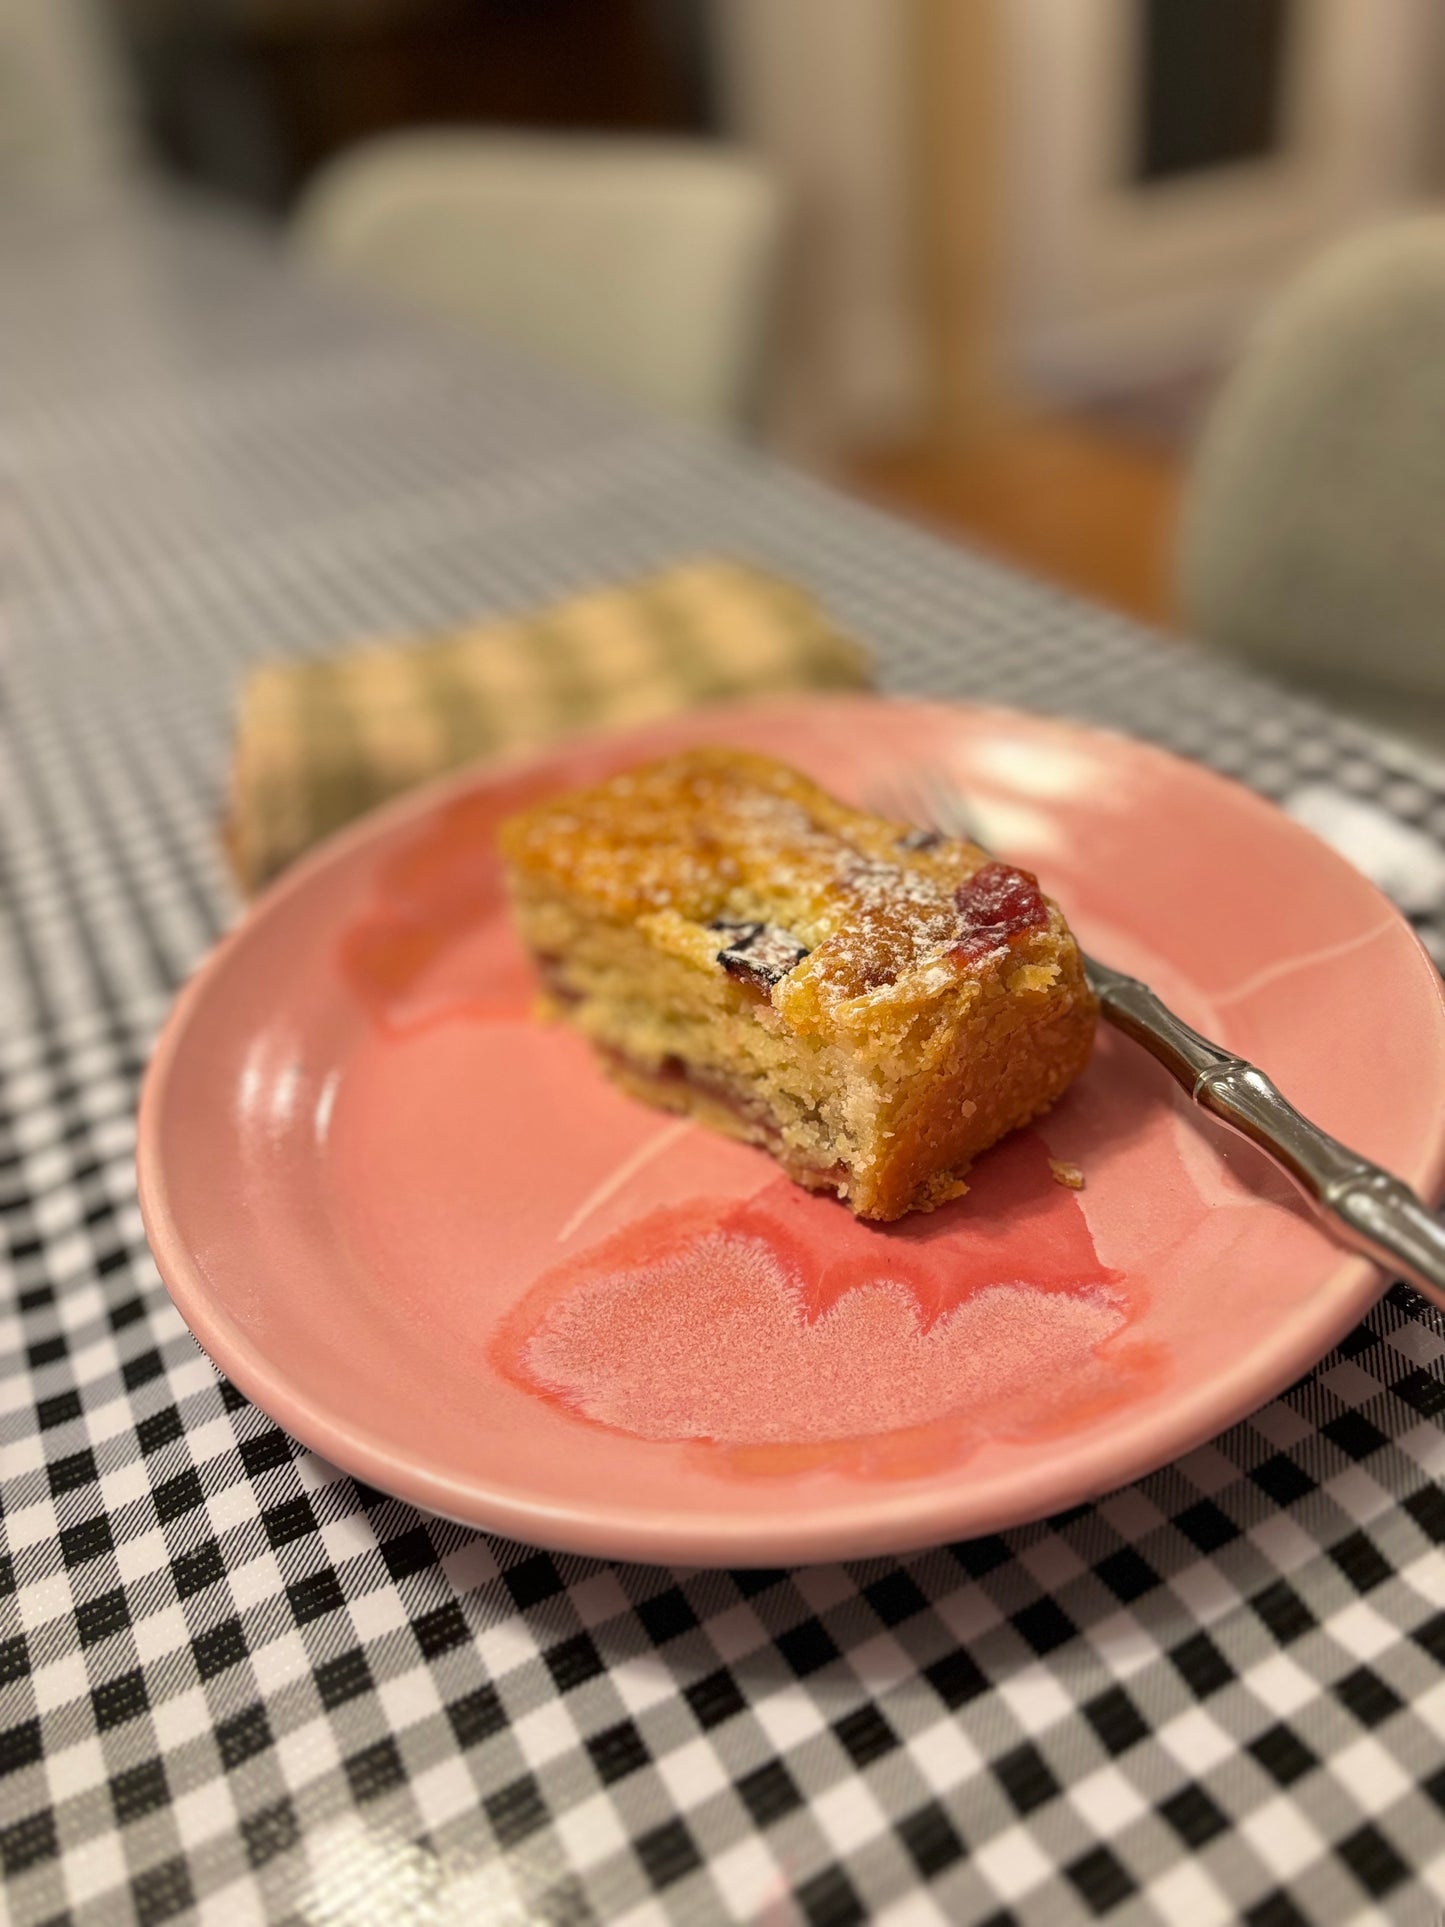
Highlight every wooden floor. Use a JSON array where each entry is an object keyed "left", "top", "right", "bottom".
[{"left": 840, "top": 414, "right": 1186, "bottom": 632}]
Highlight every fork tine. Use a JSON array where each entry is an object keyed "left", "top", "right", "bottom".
[
  {"left": 860, "top": 771, "right": 903, "bottom": 823},
  {"left": 864, "top": 769, "right": 926, "bottom": 828},
  {"left": 864, "top": 763, "right": 987, "bottom": 849},
  {"left": 920, "top": 767, "right": 978, "bottom": 842}
]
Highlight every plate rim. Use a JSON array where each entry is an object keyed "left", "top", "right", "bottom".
[{"left": 137, "top": 693, "right": 1445, "bottom": 1563}]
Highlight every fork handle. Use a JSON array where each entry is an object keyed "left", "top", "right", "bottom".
[{"left": 1087, "top": 956, "right": 1445, "bottom": 1315}]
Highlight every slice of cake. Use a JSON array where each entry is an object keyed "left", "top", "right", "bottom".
[{"left": 499, "top": 748, "right": 1096, "bottom": 1221}]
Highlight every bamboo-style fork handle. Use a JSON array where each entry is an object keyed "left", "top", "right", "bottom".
[
  {"left": 1086, "top": 955, "right": 1445, "bottom": 1314},
  {"left": 868, "top": 766, "right": 1445, "bottom": 1315}
]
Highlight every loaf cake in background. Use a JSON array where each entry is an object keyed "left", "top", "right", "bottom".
[{"left": 225, "top": 561, "right": 869, "bottom": 895}]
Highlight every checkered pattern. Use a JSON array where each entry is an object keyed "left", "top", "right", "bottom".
[{"left": 5, "top": 190, "right": 1445, "bottom": 1927}]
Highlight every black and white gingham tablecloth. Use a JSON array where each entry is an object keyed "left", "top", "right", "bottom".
[{"left": 5, "top": 190, "right": 1445, "bottom": 1927}]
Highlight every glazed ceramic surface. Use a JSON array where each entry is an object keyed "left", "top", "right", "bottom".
[{"left": 138, "top": 699, "right": 1445, "bottom": 1563}]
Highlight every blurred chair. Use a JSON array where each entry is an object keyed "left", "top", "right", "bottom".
[
  {"left": 1181, "top": 218, "right": 1445, "bottom": 748},
  {"left": 292, "top": 130, "right": 784, "bottom": 428},
  {"left": 0, "top": 0, "right": 135, "bottom": 195}
]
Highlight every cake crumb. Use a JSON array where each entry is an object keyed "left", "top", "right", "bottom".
[{"left": 1050, "top": 1159, "right": 1084, "bottom": 1191}]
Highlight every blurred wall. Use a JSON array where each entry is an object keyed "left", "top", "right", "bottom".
[
  {"left": 1421, "top": 2, "right": 1445, "bottom": 194},
  {"left": 712, "top": 0, "right": 1445, "bottom": 452},
  {"left": 0, "top": 0, "right": 136, "bottom": 194},
  {"left": 1001, "top": 0, "right": 1442, "bottom": 401},
  {"left": 713, "top": 0, "right": 927, "bottom": 458}
]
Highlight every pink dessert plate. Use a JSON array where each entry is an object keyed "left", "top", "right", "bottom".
[{"left": 137, "top": 696, "right": 1445, "bottom": 1565}]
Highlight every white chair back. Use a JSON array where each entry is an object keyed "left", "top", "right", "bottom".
[
  {"left": 1181, "top": 217, "right": 1445, "bottom": 742},
  {"left": 294, "top": 130, "right": 784, "bottom": 427}
]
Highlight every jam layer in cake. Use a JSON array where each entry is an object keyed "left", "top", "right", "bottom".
[{"left": 499, "top": 748, "right": 1096, "bottom": 1221}]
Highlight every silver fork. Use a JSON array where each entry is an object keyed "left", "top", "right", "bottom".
[{"left": 868, "top": 766, "right": 1445, "bottom": 1314}]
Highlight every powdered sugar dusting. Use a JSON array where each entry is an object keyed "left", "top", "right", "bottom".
[
  {"left": 521, "top": 1232, "right": 1125, "bottom": 1443},
  {"left": 807, "top": 852, "right": 965, "bottom": 1001},
  {"left": 503, "top": 747, "right": 1053, "bottom": 1008}
]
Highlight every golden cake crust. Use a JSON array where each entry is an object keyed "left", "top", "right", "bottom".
[{"left": 503, "top": 749, "right": 1045, "bottom": 1020}]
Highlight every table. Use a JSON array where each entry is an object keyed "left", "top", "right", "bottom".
[{"left": 5, "top": 190, "right": 1445, "bottom": 1927}]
